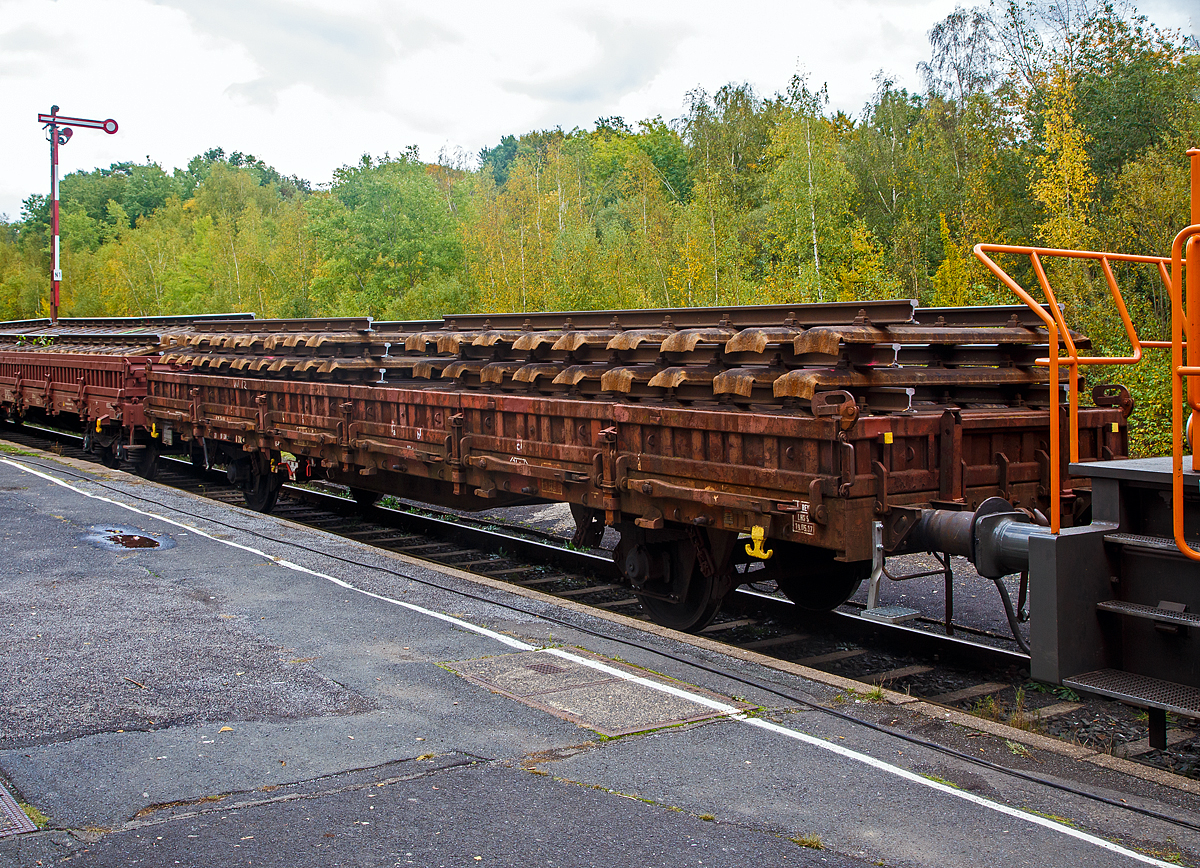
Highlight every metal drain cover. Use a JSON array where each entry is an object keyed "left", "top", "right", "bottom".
[
  {"left": 0, "top": 781, "right": 36, "bottom": 839},
  {"left": 860, "top": 605, "right": 921, "bottom": 624},
  {"left": 445, "top": 650, "right": 750, "bottom": 737}
]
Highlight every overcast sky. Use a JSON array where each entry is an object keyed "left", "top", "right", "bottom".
[{"left": 0, "top": 0, "right": 1195, "bottom": 221}]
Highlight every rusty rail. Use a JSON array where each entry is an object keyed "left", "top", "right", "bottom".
[{"left": 161, "top": 301, "right": 1075, "bottom": 414}]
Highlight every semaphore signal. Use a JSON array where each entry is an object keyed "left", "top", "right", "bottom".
[{"left": 37, "top": 105, "right": 119, "bottom": 323}]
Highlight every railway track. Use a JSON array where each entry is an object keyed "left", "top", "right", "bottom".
[{"left": 5, "top": 417, "right": 1199, "bottom": 781}]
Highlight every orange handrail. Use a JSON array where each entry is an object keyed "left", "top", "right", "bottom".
[
  {"left": 1170, "top": 221, "right": 1200, "bottom": 560},
  {"left": 974, "top": 243, "right": 1174, "bottom": 532},
  {"left": 975, "top": 148, "right": 1200, "bottom": 557},
  {"left": 1168, "top": 147, "right": 1200, "bottom": 561}
]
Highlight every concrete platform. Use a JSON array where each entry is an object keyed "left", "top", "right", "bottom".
[{"left": 2, "top": 446, "right": 1200, "bottom": 867}]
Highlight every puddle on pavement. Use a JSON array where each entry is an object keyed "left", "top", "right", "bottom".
[{"left": 80, "top": 526, "right": 177, "bottom": 552}]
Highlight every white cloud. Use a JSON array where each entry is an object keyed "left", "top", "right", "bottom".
[
  {"left": 501, "top": 14, "right": 687, "bottom": 106},
  {"left": 156, "top": 0, "right": 458, "bottom": 107}
]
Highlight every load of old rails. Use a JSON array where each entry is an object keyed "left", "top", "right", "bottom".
[
  {"left": 152, "top": 300, "right": 1086, "bottom": 413},
  {"left": 0, "top": 313, "right": 257, "bottom": 357}
]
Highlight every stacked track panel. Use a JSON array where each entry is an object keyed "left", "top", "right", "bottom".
[{"left": 156, "top": 301, "right": 1088, "bottom": 412}]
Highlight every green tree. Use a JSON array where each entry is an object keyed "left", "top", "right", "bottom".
[
  {"left": 308, "top": 152, "right": 465, "bottom": 318},
  {"left": 0, "top": 220, "right": 46, "bottom": 319},
  {"left": 1029, "top": 67, "right": 1096, "bottom": 249},
  {"left": 845, "top": 76, "right": 924, "bottom": 256},
  {"left": 764, "top": 78, "right": 855, "bottom": 300},
  {"left": 1073, "top": 5, "right": 1199, "bottom": 200}
]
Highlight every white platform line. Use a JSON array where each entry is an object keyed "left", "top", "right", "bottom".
[{"left": 0, "top": 457, "right": 1175, "bottom": 867}]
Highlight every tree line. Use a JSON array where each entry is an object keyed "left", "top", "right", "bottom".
[{"left": 1, "top": 0, "right": 1197, "bottom": 452}]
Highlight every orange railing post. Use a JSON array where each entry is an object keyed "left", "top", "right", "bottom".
[
  {"left": 1190, "top": 148, "right": 1200, "bottom": 435},
  {"left": 1170, "top": 148, "right": 1200, "bottom": 560}
]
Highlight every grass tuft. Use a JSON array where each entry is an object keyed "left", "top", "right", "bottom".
[
  {"left": 791, "top": 833, "right": 823, "bottom": 849},
  {"left": 1023, "top": 807, "right": 1077, "bottom": 828},
  {"left": 1006, "top": 739, "right": 1033, "bottom": 758},
  {"left": 18, "top": 802, "right": 50, "bottom": 829},
  {"left": 919, "top": 773, "right": 961, "bottom": 789},
  {"left": 1138, "top": 846, "right": 1184, "bottom": 865},
  {"left": 969, "top": 691, "right": 1041, "bottom": 732}
]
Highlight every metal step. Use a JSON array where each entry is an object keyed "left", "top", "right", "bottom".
[
  {"left": 1103, "top": 532, "right": 1200, "bottom": 554},
  {"left": 1063, "top": 668, "right": 1200, "bottom": 718},
  {"left": 1097, "top": 599, "right": 1200, "bottom": 628}
]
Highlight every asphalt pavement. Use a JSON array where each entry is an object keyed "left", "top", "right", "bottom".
[{"left": 1, "top": 445, "right": 1199, "bottom": 868}]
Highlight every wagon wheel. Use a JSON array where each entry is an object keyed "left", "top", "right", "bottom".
[
  {"left": 637, "top": 577, "right": 721, "bottom": 632},
  {"left": 243, "top": 471, "right": 280, "bottom": 513},
  {"left": 242, "top": 455, "right": 282, "bottom": 513},
  {"left": 100, "top": 440, "right": 122, "bottom": 469},
  {"left": 628, "top": 536, "right": 723, "bottom": 632},
  {"left": 136, "top": 442, "right": 160, "bottom": 481},
  {"left": 770, "top": 542, "right": 870, "bottom": 611},
  {"left": 350, "top": 487, "right": 381, "bottom": 511}
]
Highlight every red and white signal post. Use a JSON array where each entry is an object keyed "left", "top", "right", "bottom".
[{"left": 36, "top": 106, "right": 119, "bottom": 323}]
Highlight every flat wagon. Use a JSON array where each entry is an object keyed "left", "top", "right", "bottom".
[{"left": 0, "top": 301, "right": 1125, "bottom": 630}]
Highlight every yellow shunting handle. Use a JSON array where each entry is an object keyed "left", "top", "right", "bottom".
[
  {"left": 151, "top": 423, "right": 158, "bottom": 438},
  {"left": 95, "top": 419, "right": 101, "bottom": 433},
  {"left": 745, "top": 525, "right": 774, "bottom": 560}
]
